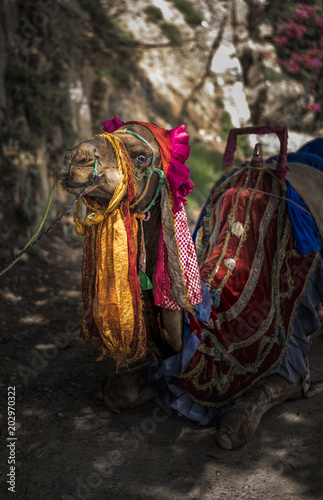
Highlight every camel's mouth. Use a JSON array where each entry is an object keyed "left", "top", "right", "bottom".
[
  {"left": 87, "top": 190, "right": 113, "bottom": 203},
  {"left": 63, "top": 179, "right": 88, "bottom": 189},
  {"left": 66, "top": 181, "right": 114, "bottom": 204},
  {"left": 62, "top": 178, "right": 90, "bottom": 192}
]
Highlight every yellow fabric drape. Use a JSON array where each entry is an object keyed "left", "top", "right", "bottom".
[
  {"left": 79, "top": 132, "right": 146, "bottom": 366},
  {"left": 93, "top": 209, "right": 135, "bottom": 361}
]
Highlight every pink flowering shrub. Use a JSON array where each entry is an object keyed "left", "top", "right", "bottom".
[
  {"left": 294, "top": 9, "right": 310, "bottom": 21},
  {"left": 300, "top": 4, "right": 316, "bottom": 16},
  {"left": 267, "top": 1, "right": 323, "bottom": 125},
  {"left": 308, "top": 103, "right": 322, "bottom": 113}
]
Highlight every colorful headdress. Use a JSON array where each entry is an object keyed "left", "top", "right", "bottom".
[{"left": 80, "top": 116, "right": 202, "bottom": 366}]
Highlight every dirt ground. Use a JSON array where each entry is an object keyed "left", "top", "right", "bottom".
[{"left": 1, "top": 230, "right": 323, "bottom": 500}]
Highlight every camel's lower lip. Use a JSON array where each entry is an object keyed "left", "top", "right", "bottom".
[
  {"left": 63, "top": 178, "right": 98, "bottom": 190},
  {"left": 63, "top": 181, "right": 86, "bottom": 189},
  {"left": 62, "top": 181, "right": 113, "bottom": 202}
]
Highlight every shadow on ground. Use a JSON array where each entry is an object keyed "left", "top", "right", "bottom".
[{"left": 1, "top": 235, "right": 323, "bottom": 499}]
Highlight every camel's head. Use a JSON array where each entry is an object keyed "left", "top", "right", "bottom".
[{"left": 56, "top": 123, "right": 162, "bottom": 209}]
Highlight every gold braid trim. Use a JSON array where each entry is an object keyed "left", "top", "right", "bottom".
[{"left": 205, "top": 169, "right": 252, "bottom": 289}]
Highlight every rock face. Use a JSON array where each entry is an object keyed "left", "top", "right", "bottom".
[{"left": 0, "top": 0, "right": 320, "bottom": 246}]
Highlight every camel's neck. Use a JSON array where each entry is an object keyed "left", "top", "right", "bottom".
[
  {"left": 137, "top": 203, "right": 185, "bottom": 358},
  {"left": 140, "top": 204, "right": 161, "bottom": 279}
]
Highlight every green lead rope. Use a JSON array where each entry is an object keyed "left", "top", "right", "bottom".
[{"left": 0, "top": 179, "right": 58, "bottom": 277}]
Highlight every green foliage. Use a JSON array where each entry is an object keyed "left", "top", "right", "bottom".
[
  {"left": 219, "top": 113, "right": 253, "bottom": 159},
  {"left": 2, "top": 123, "right": 51, "bottom": 152},
  {"left": 97, "top": 65, "right": 130, "bottom": 87},
  {"left": 186, "top": 140, "right": 223, "bottom": 208},
  {"left": 152, "top": 103, "right": 170, "bottom": 119},
  {"left": 20, "top": 189, "right": 36, "bottom": 223},
  {"left": 264, "top": 0, "right": 306, "bottom": 27},
  {"left": 76, "top": 0, "right": 136, "bottom": 48},
  {"left": 51, "top": 26, "right": 72, "bottom": 41},
  {"left": 173, "top": 0, "right": 202, "bottom": 26},
  {"left": 78, "top": 0, "right": 115, "bottom": 31},
  {"left": 27, "top": 135, "right": 44, "bottom": 150},
  {"left": 74, "top": 36, "right": 103, "bottom": 53},
  {"left": 160, "top": 23, "right": 181, "bottom": 42},
  {"left": 144, "top": 6, "right": 163, "bottom": 23},
  {"left": 219, "top": 112, "right": 253, "bottom": 161},
  {"left": 97, "top": 69, "right": 114, "bottom": 81},
  {"left": 237, "top": 136, "right": 253, "bottom": 159},
  {"left": 62, "top": 133, "right": 78, "bottom": 149},
  {"left": 161, "top": 23, "right": 181, "bottom": 42},
  {"left": 5, "top": 61, "right": 70, "bottom": 132},
  {"left": 220, "top": 111, "right": 232, "bottom": 141},
  {"left": 264, "top": 68, "right": 286, "bottom": 82},
  {"left": 214, "top": 96, "right": 224, "bottom": 108}
]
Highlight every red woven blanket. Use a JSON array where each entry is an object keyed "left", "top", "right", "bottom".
[{"left": 175, "top": 167, "right": 320, "bottom": 406}]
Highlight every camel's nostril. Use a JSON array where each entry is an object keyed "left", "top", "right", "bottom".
[{"left": 56, "top": 166, "right": 69, "bottom": 180}]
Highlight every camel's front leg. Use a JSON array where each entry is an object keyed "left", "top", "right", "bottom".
[
  {"left": 160, "top": 309, "right": 183, "bottom": 353},
  {"left": 98, "top": 361, "right": 159, "bottom": 413},
  {"left": 99, "top": 310, "right": 183, "bottom": 413},
  {"left": 216, "top": 374, "right": 302, "bottom": 450}
]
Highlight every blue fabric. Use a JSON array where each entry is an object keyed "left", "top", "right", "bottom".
[
  {"left": 285, "top": 179, "right": 323, "bottom": 254},
  {"left": 279, "top": 152, "right": 323, "bottom": 172},
  {"left": 149, "top": 282, "right": 230, "bottom": 424},
  {"left": 148, "top": 282, "right": 210, "bottom": 382},
  {"left": 267, "top": 144, "right": 323, "bottom": 255},
  {"left": 269, "top": 259, "right": 323, "bottom": 383},
  {"left": 192, "top": 200, "right": 209, "bottom": 243},
  {"left": 298, "top": 138, "right": 323, "bottom": 159}
]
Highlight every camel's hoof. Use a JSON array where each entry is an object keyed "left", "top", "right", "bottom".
[
  {"left": 216, "top": 408, "right": 258, "bottom": 450},
  {"left": 216, "top": 431, "right": 233, "bottom": 450}
]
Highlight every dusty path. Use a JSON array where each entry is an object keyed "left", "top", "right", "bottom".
[{"left": 1, "top": 234, "right": 323, "bottom": 500}]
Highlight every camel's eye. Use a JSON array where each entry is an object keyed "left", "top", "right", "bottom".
[{"left": 134, "top": 153, "right": 150, "bottom": 164}]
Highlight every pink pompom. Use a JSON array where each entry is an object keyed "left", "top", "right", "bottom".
[
  {"left": 167, "top": 124, "right": 194, "bottom": 213},
  {"left": 102, "top": 115, "right": 124, "bottom": 133}
]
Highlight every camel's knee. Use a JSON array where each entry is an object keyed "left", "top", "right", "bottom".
[
  {"left": 216, "top": 375, "right": 302, "bottom": 450},
  {"left": 98, "top": 363, "right": 158, "bottom": 413}
]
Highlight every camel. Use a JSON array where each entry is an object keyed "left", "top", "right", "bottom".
[{"left": 56, "top": 118, "right": 323, "bottom": 450}]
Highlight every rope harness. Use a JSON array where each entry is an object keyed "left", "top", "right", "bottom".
[
  {"left": 115, "top": 129, "right": 165, "bottom": 216},
  {"left": 73, "top": 129, "right": 164, "bottom": 232}
]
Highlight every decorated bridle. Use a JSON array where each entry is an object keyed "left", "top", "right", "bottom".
[
  {"left": 116, "top": 128, "right": 166, "bottom": 215},
  {"left": 73, "top": 128, "right": 166, "bottom": 232}
]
